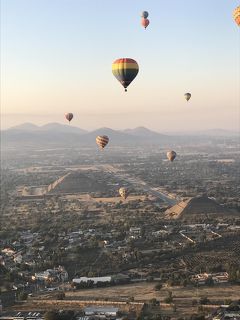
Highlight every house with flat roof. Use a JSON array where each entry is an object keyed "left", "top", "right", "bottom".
[{"left": 84, "top": 306, "right": 119, "bottom": 317}]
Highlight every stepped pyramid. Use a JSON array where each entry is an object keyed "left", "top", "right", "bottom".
[{"left": 164, "top": 195, "right": 230, "bottom": 219}]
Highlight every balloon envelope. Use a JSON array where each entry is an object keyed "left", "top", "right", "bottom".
[
  {"left": 184, "top": 93, "right": 191, "bottom": 101},
  {"left": 112, "top": 58, "right": 139, "bottom": 91},
  {"left": 96, "top": 135, "right": 109, "bottom": 149},
  {"left": 141, "top": 11, "right": 149, "bottom": 18},
  {"left": 233, "top": 6, "right": 240, "bottom": 26},
  {"left": 167, "top": 151, "right": 177, "bottom": 162},
  {"left": 65, "top": 113, "right": 73, "bottom": 122},
  {"left": 119, "top": 187, "right": 129, "bottom": 200},
  {"left": 141, "top": 18, "right": 150, "bottom": 29}
]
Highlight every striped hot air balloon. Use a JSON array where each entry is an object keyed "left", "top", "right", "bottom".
[
  {"left": 65, "top": 113, "right": 73, "bottom": 123},
  {"left": 112, "top": 58, "right": 139, "bottom": 92},
  {"left": 96, "top": 135, "right": 109, "bottom": 149},
  {"left": 119, "top": 187, "right": 129, "bottom": 200},
  {"left": 167, "top": 151, "right": 177, "bottom": 162},
  {"left": 141, "top": 18, "right": 150, "bottom": 29},
  {"left": 233, "top": 6, "right": 240, "bottom": 26}
]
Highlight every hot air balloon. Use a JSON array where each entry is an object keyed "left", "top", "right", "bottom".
[
  {"left": 65, "top": 113, "right": 73, "bottom": 123},
  {"left": 167, "top": 151, "right": 177, "bottom": 162},
  {"left": 233, "top": 6, "right": 240, "bottom": 26},
  {"left": 119, "top": 187, "right": 129, "bottom": 200},
  {"left": 141, "top": 18, "right": 150, "bottom": 29},
  {"left": 141, "top": 11, "right": 149, "bottom": 19},
  {"left": 96, "top": 135, "right": 109, "bottom": 149},
  {"left": 184, "top": 93, "right": 191, "bottom": 101},
  {"left": 112, "top": 58, "right": 139, "bottom": 92}
]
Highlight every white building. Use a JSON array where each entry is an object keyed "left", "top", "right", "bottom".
[
  {"left": 84, "top": 306, "right": 118, "bottom": 317},
  {"left": 14, "top": 254, "right": 23, "bottom": 264},
  {"left": 72, "top": 276, "right": 112, "bottom": 284}
]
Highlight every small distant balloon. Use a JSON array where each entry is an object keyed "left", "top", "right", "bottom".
[
  {"left": 141, "top": 18, "right": 150, "bottom": 29},
  {"left": 96, "top": 135, "right": 109, "bottom": 149},
  {"left": 184, "top": 93, "right": 191, "bottom": 101},
  {"left": 112, "top": 58, "right": 139, "bottom": 92},
  {"left": 65, "top": 113, "right": 73, "bottom": 123},
  {"left": 119, "top": 187, "right": 129, "bottom": 200},
  {"left": 167, "top": 151, "right": 177, "bottom": 162},
  {"left": 233, "top": 6, "right": 240, "bottom": 26},
  {"left": 141, "top": 11, "right": 149, "bottom": 19}
]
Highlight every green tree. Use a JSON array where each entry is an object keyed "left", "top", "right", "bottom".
[
  {"left": 205, "top": 277, "right": 214, "bottom": 286},
  {"left": 44, "top": 311, "right": 59, "bottom": 320},
  {"left": 199, "top": 296, "right": 209, "bottom": 305},
  {"left": 164, "top": 291, "right": 173, "bottom": 304},
  {"left": 155, "top": 283, "right": 162, "bottom": 291},
  {"left": 17, "top": 291, "right": 28, "bottom": 301},
  {"left": 56, "top": 292, "right": 65, "bottom": 300}
]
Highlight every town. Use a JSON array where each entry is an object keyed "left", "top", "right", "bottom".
[{"left": 1, "top": 137, "right": 240, "bottom": 320}]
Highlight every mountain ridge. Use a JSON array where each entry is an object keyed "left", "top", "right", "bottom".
[
  {"left": 4, "top": 123, "right": 238, "bottom": 137},
  {"left": 2, "top": 123, "right": 238, "bottom": 148}
]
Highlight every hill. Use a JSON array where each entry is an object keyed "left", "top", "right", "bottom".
[
  {"left": 2, "top": 123, "right": 237, "bottom": 148},
  {"left": 123, "top": 126, "right": 166, "bottom": 138},
  {"left": 1, "top": 123, "right": 173, "bottom": 147},
  {"left": 7, "top": 122, "right": 88, "bottom": 134}
]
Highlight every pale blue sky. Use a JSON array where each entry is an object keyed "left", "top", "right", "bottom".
[{"left": 1, "top": 0, "right": 239, "bottom": 131}]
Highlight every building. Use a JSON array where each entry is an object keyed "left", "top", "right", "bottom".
[
  {"left": 191, "top": 272, "right": 229, "bottom": 285},
  {"left": 84, "top": 306, "right": 119, "bottom": 317},
  {"left": 0, "top": 311, "right": 44, "bottom": 320},
  {"left": 129, "top": 227, "right": 141, "bottom": 235},
  {"left": 34, "top": 266, "right": 68, "bottom": 282},
  {"left": 73, "top": 276, "right": 112, "bottom": 284}
]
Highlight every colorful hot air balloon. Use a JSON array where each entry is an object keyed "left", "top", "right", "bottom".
[
  {"left": 96, "top": 135, "right": 109, "bottom": 149},
  {"left": 65, "top": 113, "right": 73, "bottom": 123},
  {"left": 167, "top": 151, "right": 177, "bottom": 162},
  {"left": 184, "top": 93, "right": 191, "bottom": 101},
  {"left": 141, "top": 18, "right": 150, "bottom": 29},
  {"left": 112, "top": 58, "right": 139, "bottom": 92},
  {"left": 141, "top": 11, "right": 149, "bottom": 19},
  {"left": 233, "top": 6, "right": 240, "bottom": 26},
  {"left": 119, "top": 187, "right": 129, "bottom": 200}
]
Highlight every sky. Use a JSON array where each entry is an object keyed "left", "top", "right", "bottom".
[{"left": 1, "top": 0, "right": 240, "bottom": 132}]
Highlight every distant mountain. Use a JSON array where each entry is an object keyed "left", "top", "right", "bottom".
[
  {"left": 3, "top": 122, "right": 238, "bottom": 149},
  {"left": 165, "top": 129, "right": 239, "bottom": 137},
  {"left": 7, "top": 122, "right": 88, "bottom": 135},
  {"left": 85, "top": 127, "right": 135, "bottom": 141},
  {"left": 196, "top": 129, "right": 239, "bottom": 137},
  {"left": 39, "top": 123, "right": 88, "bottom": 134},
  {"left": 2, "top": 123, "right": 173, "bottom": 147},
  {"left": 8, "top": 123, "right": 39, "bottom": 132},
  {"left": 123, "top": 126, "right": 166, "bottom": 137},
  {"left": 83, "top": 126, "right": 173, "bottom": 145}
]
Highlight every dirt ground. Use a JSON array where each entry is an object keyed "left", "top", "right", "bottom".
[
  {"left": 92, "top": 195, "right": 148, "bottom": 203},
  {"left": 6, "top": 283, "right": 240, "bottom": 317},
  {"left": 65, "top": 282, "right": 240, "bottom": 302}
]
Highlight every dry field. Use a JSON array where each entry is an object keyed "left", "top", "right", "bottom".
[
  {"left": 92, "top": 195, "right": 147, "bottom": 203},
  {"left": 6, "top": 283, "right": 240, "bottom": 317},
  {"left": 65, "top": 282, "right": 240, "bottom": 302}
]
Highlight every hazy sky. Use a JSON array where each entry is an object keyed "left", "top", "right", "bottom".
[{"left": 1, "top": 0, "right": 239, "bottom": 131}]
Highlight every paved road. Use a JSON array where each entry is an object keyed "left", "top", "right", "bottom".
[{"left": 99, "top": 165, "right": 178, "bottom": 206}]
